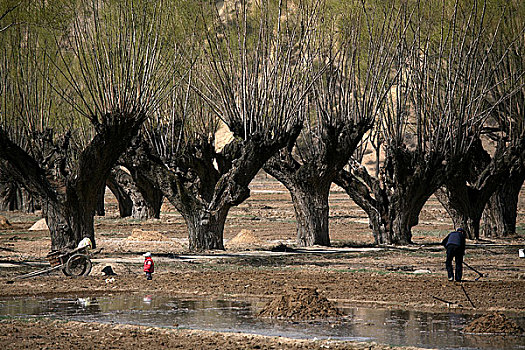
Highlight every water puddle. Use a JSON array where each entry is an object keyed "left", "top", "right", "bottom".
[{"left": 1, "top": 295, "right": 524, "bottom": 349}]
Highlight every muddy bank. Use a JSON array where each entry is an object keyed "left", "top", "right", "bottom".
[{"left": 0, "top": 319, "right": 424, "bottom": 350}]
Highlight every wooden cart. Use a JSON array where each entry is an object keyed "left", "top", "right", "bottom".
[
  {"left": 45, "top": 245, "right": 95, "bottom": 276},
  {"left": 10, "top": 246, "right": 98, "bottom": 282}
]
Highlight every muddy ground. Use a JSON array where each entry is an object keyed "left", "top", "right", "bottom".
[{"left": 1, "top": 174, "right": 524, "bottom": 349}]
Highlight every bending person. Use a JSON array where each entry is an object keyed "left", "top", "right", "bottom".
[{"left": 441, "top": 228, "right": 466, "bottom": 282}]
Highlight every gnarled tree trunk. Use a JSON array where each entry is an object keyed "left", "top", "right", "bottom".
[
  {"left": 481, "top": 171, "right": 525, "bottom": 237},
  {"left": 43, "top": 200, "right": 95, "bottom": 250},
  {"left": 132, "top": 172, "right": 163, "bottom": 220},
  {"left": 264, "top": 152, "right": 335, "bottom": 247},
  {"left": 0, "top": 119, "right": 142, "bottom": 249},
  {"left": 434, "top": 139, "right": 522, "bottom": 240},
  {"left": 387, "top": 192, "right": 430, "bottom": 244},
  {"left": 0, "top": 1, "right": 176, "bottom": 250},
  {"left": 435, "top": 186, "right": 484, "bottom": 239},
  {"left": 337, "top": 150, "right": 448, "bottom": 245},
  {"left": 182, "top": 206, "right": 229, "bottom": 251},
  {"left": 106, "top": 170, "right": 133, "bottom": 217},
  {"left": 0, "top": 180, "right": 20, "bottom": 211},
  {"left": 95, "top": 185, "right": 105, "bottom": 216},
  {"left": 289, "top": 182, "right": 331, "bottom": 246},
  {"left": 0, "top": 178, "right": 38, "bottom": 213},
  {"left": 108, "top": 166, "right": 162, "bottom": 220},
  {"left": 264, "top": 121, "right": 374, "bottom": 247}
]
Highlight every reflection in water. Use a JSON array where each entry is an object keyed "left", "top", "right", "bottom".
[{"left": 0, "top": 295, "right": 523, "bottom": 350}]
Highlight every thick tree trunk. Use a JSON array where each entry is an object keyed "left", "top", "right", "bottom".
[
  {"left": 380, "top": 148, "right": 451, "bottom": 244},
  {"left": 0, "top": 180, "right": 37, "bottom": 212},
  {"left": 435, "top": 187, "right": 484, "bottom": 239},
  {"left": 289, "top": 185, "right": 330, "bottom": 246},
  {"left": 181, "top": 174, "right": 251, "bottom": 251},
  {"left": 368, "top": 209, "right": 389, "bottom": 245},
  {"left": 133, "top": 173, "right": 163, "bottom": 219},
  {"left": 335, "top": 170, "right": 389, "bottom": 245},
  {"left": 183, "top": 207, "right": 229, "bottom": 251},
  {"left": 43, "top": 200, "right": 95, "bottom": 250},
  {"left": 434, "top": 139, "right": 524, "bottom": 240},
  {"left": 0, "top": 180, "right": 19, "bottom": 211},
  {"left": 336, "top": 158, "right": 437, "bottom": 245},
  {"left": 123, "top": 122, "right": 301, "bottom": 251},
  {"left": 106, "top": 174, "right": 133, "bottom": 217},
  {"left": 0, "top": 117, "right": 143, "bottom": 250},
  {"left": 435, "top": 184, "right": 489, "bottom": 240},
  {"left": 109, "top": 167, "right": 161, "bottom": 220},
  {"left": 95, "top": 185, "right": 106, "bottom": 216},
  {"left": 482, "top": 173, "right": 525, "bottom": 237},
  {"left": 387, "top": 195, "right": 427, "bottom": 245},
  {"left": 263, "top": 118, "right": 373, "bottom": 247}
]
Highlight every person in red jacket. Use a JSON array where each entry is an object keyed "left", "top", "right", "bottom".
[{"left": 143, "top": 252, "right": 154, "bottom": 280}]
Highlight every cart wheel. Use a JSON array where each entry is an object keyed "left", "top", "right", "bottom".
[{"left": 63, "top": 254, "right": 92, "bottom": 276}]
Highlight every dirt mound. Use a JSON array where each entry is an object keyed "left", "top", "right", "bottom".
[
  {"left": 28, "top": 218, "right": 48, "bottom": 231},
  {"left": 228, "top": 229, "right": 262, "bottom": 245},
  {"left": 127, "top": 229, "right": 167, "bottom": 241},
  {"left": 0, "top": 216, "right": 10, "bottom": 229},
  {"left": 463, "top": 312, "right": 524, "bottom": 335},
  {"left": 258, "top": 287, "right": 342, "bottom": 320}
]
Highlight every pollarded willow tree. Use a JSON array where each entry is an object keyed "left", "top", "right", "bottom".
[
  {"left": 336, "top": 0, "right": 512, "bottom": 244},
  {"left": 123, "top": 0, "right": 326, "bottom": 251},
  {"left": 0, "top": 1, "right": 41, "bottom": 214},
  {"left": 436, "top": 6, "right": 525, "bottom": 239},
  {"left": 263, "top": 1, "right": 408, "bottom": 246},
  {"left": 481, "top": 53, "right": 525, "bottom": 238},
  {"left": 0, "top": 0, "right": 183, "bottom": 250}
]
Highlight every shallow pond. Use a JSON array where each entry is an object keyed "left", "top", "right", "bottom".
[{"left": 1, "top": 295, "right": 524, "bottom": 349}]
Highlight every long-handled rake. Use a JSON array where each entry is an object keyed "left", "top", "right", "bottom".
[{"left": 463, "top": 261, "right": 487, "bottom": 281}]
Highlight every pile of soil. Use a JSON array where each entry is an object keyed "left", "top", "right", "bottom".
[
  {"left": 28, "top": 218, "right": 48, "bottom": 231},
  {"left": 228, "top": 229, "right": 263, "bottom": 245},
  {"left": 0, "top": 216, "right": 10, "bottom": 229},
  {"left": 127, "top": 228, "right": 167, "bottom": 241},
  {"left": 258, "top": 287, "right": 343, "bottom": 320},
  {"left": 463, "top": 312, "right": 524, "bottom": 335}
]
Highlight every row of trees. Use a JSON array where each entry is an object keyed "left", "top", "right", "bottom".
[{"left": 0, "top": 0, "right": 523, "bottom": 251}]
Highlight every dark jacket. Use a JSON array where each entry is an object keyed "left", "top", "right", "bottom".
[{"left": 442, "top": 231, "right": 466, "bottom": 252}]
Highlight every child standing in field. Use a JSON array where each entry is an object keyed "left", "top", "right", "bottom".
[{"left": 143, "top": 252, "right": 154, "bottom": 280}]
